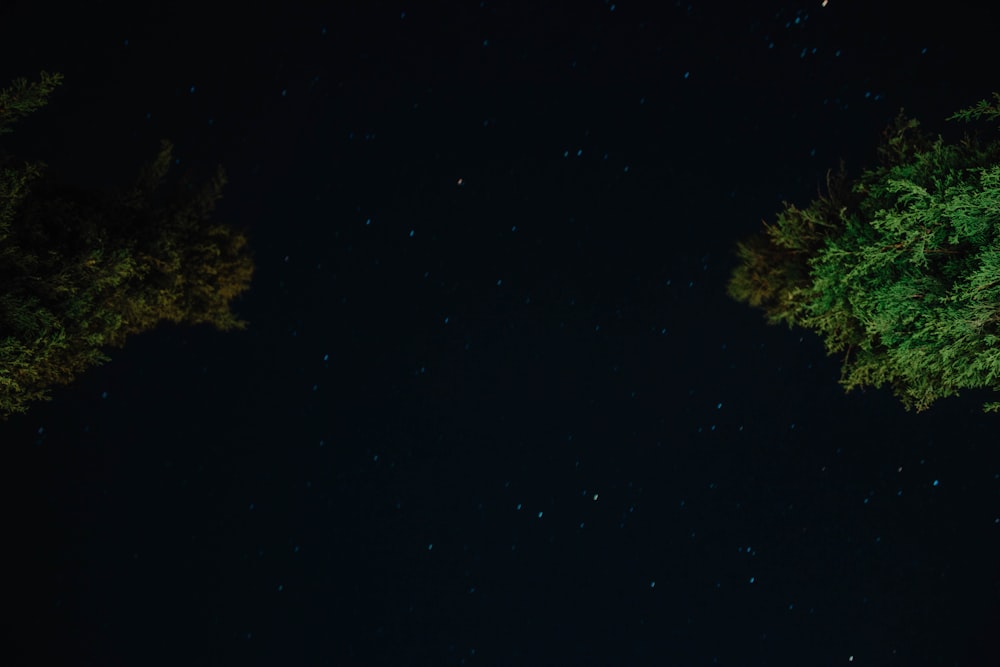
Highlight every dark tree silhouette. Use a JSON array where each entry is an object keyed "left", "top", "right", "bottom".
[{"left": 0, "top": 72, "right": 254, "bottom": 419}]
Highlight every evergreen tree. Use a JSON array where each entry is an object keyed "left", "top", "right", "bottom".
[
  {"left": 729, "top": 93, "right": 1000, "bottom": 413},
  {"left": 0, "top": 72, "right": 254, "bottom": 420}
]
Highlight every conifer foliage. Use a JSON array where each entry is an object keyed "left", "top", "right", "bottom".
[
  {"left": 729, "top": 94, "right": 1000, "bottom": 412},
  {"left": 0, "top": 72, "right": 254, "bottom": 419}
]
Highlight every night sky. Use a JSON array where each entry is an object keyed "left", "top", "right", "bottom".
[{"left": 3, "top": 1, "right": 1000, "bottom": 665}]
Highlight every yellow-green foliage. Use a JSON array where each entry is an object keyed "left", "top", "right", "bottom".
[
  {"left": 0, "top": 70, "right": 63, "bottom": 137},
  {"left": 729, "top": 95, "right": 1000, "bottom": 413},
  {"left": 0, "top": 73, "right": 254, "bottom": 420}
]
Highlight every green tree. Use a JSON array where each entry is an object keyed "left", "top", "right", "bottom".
[
  {"left": 729, "top": 93, "right": 1000, "bottom": 413},
  {"left": 0, "top": 72, "right": 254, "bottom": 420}
]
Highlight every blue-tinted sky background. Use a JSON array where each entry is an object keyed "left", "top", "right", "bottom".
[{"left": 2, "top": 1, "right": 998, "bottom": 665}]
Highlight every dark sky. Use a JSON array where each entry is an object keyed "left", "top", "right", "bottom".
[{"left": 2, "top": 1, "right": 999, "bottom": 665}]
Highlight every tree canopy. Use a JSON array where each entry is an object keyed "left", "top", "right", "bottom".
[
  {"left": 0, "top": 72, "right": 254, "bottom": 420},
  {"left": 728, "top": 93, "right": 1000, "bottom": 413}
]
